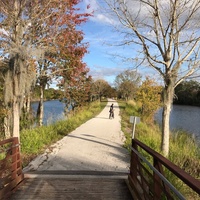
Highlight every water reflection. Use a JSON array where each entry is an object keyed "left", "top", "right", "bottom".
[{"left": 31, "top": 100, "right": 65, "bottom": 125}]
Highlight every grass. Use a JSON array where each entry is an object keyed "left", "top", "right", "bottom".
[
  {"left": 20, "top": 100, "right": 107, "bottom": 167},
  {"left": 118, "top": 100, "right": 200, "bottom": 199}
]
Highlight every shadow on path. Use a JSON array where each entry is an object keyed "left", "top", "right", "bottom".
[{"left": 67, "top": 134, "right": 127, "bottom": 153}]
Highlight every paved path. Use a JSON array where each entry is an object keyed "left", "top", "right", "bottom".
[{"left": 24, "top": 100, "right": 130, "bottom": 173}]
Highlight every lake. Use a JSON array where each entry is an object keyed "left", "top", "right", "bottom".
[
  {"left": 31, "top": 100, "right": 66, "bottom": 125},
  {"left": 155, "top": 105, "right": 200, "bottom": 140}
]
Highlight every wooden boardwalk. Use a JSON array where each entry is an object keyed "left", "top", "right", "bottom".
[{"left": 9, "top": 171, "right": 133, "bottom": 200}]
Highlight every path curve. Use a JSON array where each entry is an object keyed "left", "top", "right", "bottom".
[{"left": 24, "top": 99, "right": 130, "bottom": 173}]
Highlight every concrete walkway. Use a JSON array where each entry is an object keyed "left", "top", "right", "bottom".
[{"left": 24, "top": 99, "right": 130, "bottom": 173}]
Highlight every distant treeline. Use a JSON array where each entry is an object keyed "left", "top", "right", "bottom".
[
  {"left": 174, "top": 80, "right": 200, "bottom": 106},
  {"left": 32, "top": 86, "right": 64, "bottom": 101}
]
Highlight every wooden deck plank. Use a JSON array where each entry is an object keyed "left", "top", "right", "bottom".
[{"left": 9, "top": 177, "right": 133, "bottom": 200}]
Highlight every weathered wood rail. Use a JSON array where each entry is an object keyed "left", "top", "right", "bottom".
[
  {"left": 0, "top": 137, "right": 23, "bottom": 200},
  {"left": 128, "top": 138, "right": 200, "bottom": 200}
]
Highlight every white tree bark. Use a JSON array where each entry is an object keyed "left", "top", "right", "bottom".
[
  {"left": 162, "top": 81, "right": 174, "bottom": 156},
  {"left": 13, "top": 96, "right": 20, "bottom": 140}
]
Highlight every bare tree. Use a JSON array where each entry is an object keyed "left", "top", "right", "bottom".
[{"left": 104, "top": 0, "right": 200, "bottom": 156}]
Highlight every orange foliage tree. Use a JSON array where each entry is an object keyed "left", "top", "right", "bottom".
[{"left": 136, "top": 77, "right": 162, "bottom": 123}]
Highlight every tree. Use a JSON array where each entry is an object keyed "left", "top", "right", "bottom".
[
  {"left": 92, "top": 79, "right": 111, "bottom": 101},
  {"left": 35, "top": 0, "right": 91, "bottom": 126},
  {"left": 0, "top": 0, "right": 57, "bottom": 138},
  {"left": 0, "top": 0, "right": 38, "bottom": 139},
  {"left": 115, "top": 70, "right": 141, "bottom": 101},
  {"left": 35, "top": 61, "right": 48, "bottom": 126},
  {"left": 136, "top": 77, "right": 162, "bottom": 123},
  {"left": 60, "top": 71, "right": 92, "bottom": 114},
  {"left": 44, "top": 88, "right": 63, "bottom": 100},
  {"left": 105, "top": 0, "right": 200, "bottom": 156},
  {"left": 0, "top": 61, "right": 7, "bottom": 138},
  {"left": 104, "top": 85, "right": 117, "bottom": 99},
  {"left": 57, "top": 32, "right": 91, "bottom": 114},
  {"left": 0, "top": 0, "right": 90, "bottom": 139}
]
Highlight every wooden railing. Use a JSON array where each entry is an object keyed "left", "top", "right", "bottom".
[
  {"left": 1, "top": 137, "right": 199, "bottom": 199},
  {"left": 0, "top": 137, "right": 24, "bottom": 199},
  {"left": 128, "top": 139, "right": 200, "bottom": 200}
]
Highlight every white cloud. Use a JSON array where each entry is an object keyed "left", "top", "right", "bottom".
[
  {"left": 94, "top": 13, "right": 116, "bottom": 25},
  {"left": 88, "top": 64, "right": 128, "bottom": 83}
]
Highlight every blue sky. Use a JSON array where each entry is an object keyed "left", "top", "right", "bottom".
[
  {"left": 79, "top": 0, "right": 147, "bottom": 86},
  {"left": 79, "top": 0, "right": 200, "bottom": 87}
]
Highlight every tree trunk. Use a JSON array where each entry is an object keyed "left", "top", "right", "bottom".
[
  {"left": 37, "top": 85, "right": 44, "bottom": 126},
  {"left": 4, "top": 115, "right": 11, "bottom": 138},
  {"left": 12, "top": 96, "right": 20, "bottom": 140},
  {"left": 161, "top": 82, "right": 174, "bottom": 157},
  {"left": 26, "top": 94, "right": 31, "bottom": 113},
  {"left": 11, "top": 1, "right": 21, "bottom": 141}
]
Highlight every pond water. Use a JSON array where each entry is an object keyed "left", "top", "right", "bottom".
[
  {"left": 31, "top": 100, "right": 66, "bottom": 125},
  {"left": 155, "top": 105, "right": 200, "bottom": 139}
]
